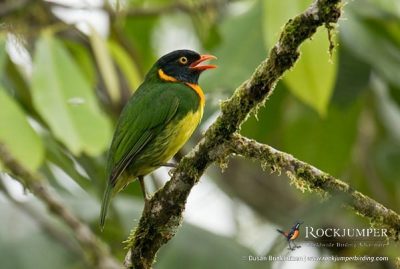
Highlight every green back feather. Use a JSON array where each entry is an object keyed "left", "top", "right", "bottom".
[
  {"left": 100, "top": 182, "right": 112, "bottom": 230},
  {"left": 99, "top": 69, "right": 200, "bottom": 228}
]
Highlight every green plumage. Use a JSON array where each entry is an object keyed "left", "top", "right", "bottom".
[{"left": 100, "top": 62, "right": 202, "bottom": 229}]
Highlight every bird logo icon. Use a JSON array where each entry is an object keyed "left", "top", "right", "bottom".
[{"left": 277, "top": 221, "right": 303, "bottom": 250}]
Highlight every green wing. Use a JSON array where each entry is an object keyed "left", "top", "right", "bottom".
[
  {"left": 100, "top": 83, "right": 180, "bottom": 229},
  {"left": 107, "top": 85, "right": 180, "bottom": 186}
]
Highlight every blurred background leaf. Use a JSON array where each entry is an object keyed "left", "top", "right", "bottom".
[
  {"left": 0, "top": 88, "right": 44, "bottom": 170},
  {"left": 341, "top": 2, "right": 400, "bottom": 89},
  {"left": 203, "top": 1, "right": 266, "bottom": 93},
  {"left": 31, "top": 34, "right": 112, "bottom": 156},
  {"left": 0, "top": 36, "right": 6, "bottom": 71},
  {"left": 90, "top": 27, "right": 121, "bottom": 104},
  {"left": 263, "top": 0, "right": 337, "bottom": 116},
  {"left": 108, "top": 40, "right": 142, "bottom": 93}
]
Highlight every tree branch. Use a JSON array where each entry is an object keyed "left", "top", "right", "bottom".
[
  {"left": 124, "top": 0, "right": 343, "bottom": 268},
  {"left": 228, "top": 134, "right": 400, "bottom": 239},
  {"left": 0, "top": 144, "right": 122, "bottom": 269},
  {"left": 0, "top": 176, "right": 81, "bottom": 254}
]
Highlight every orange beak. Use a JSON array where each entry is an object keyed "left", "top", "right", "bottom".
[{"left": 189, "top": 54, "right": 217, "bottom": 71}]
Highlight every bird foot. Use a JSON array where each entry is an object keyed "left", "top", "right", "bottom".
[
  {"left": 162, "top": 163, "right": 177, "bottom": 168},
  {"left": 143, "top": 196, "right": 151, "bottom": 211}
]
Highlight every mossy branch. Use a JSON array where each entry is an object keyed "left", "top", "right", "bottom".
[
  {"left": 124, "top": 0, "right": 343, "bottom": 268},
  {"left": 0, "top": 144, "right": 122, "bottom": 269},
  {"left": 228, "top": 134, "right": 400, "bottom": 240}
]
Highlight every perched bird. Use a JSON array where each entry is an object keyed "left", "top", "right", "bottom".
[
  {"left": 277, "top": 221, "right": 303, "bottom": 250},
  {"left": 100, "top": 50, "right": 216, "bottom": 229}
]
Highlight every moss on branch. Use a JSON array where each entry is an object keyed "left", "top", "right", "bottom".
[
  {"left": 124, "top": 0, "right": 343, "bottom": 268},
  {"left": 228, "top": 134, "right": 400, "bottom": 240}
]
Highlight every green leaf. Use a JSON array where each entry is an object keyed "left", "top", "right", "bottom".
[
  {"left": 123, "top": 16, "right": 158, "bottom": 71},
  {"left": 341, "top": 4, "right": 400, "bottom": 89},
  {"left": 371, "top": 74, "right": 400, "bottom": 145},
  {"left": 190, "top": 7, "right": 221, "bottom": 50},
  {"left": 202, "top": 1, "right": 266, "bottom": 93},
  {"left": 64, "top": 40, "right": 96, "bottom": 87},
  {"left": 375, "top": 139, "right": 400, "bottom": 182},
  {"left": 0, "top": 35, "right": 6, "bottom": 73},
  {"left": 263, "top": 0, "right": 337, "bottom": 116},
  {"left": 365, "top": 0, "right": 400, "bottom": 18},
  {"left": 331, "top": 42, "right": 370, "bottom": 106},
  {"left": 31, "top": 34, "right": 112, "bottom": 156},
  {"left": 281, "top": 98, "right": 363, "bottom": 177},
  {"left": 0, "top": 88, "right": 44, "bottom": 171},
  {"left": 42, "top": 133, "right": 91, "bottom": 190},
  {"left": 3, "top": 58, "right": 34, "bottom": 113},
  {"left": 107, "top": 40, "right": 142, "bottom": 92},
  {"left": 240, "top": 84, "right": 287, "bottom": 143},
  {"left": 89, "top": 28, "right": 120, "bottom": 103}
]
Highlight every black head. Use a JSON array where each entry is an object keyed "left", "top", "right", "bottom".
[
  {"left": 294, "top": 221, "right": 304, "bottom": 229},
  {"left": 156, "top": 50, "right": 216, "bottom": 84}
]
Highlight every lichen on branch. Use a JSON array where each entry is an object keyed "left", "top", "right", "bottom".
[{"left": 228, "top": 134, "right": 400, "bottom": 240}]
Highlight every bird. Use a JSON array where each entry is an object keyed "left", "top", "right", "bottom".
[
  {"left": 100, "top": 50, "right": 217, "bottom": 229},
  {"left": 276, "top": 221, "right": 303, "bottom": 250}
]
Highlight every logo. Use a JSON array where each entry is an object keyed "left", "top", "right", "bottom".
[
  {"left": 277, "top": 220, "right": 389, "bottom": 251},
  {"left": 276, "top": 221, "right": 303, "bottom": 251},
  {"left": 304, "top": 227, "right": 388, "bottom": 239}
]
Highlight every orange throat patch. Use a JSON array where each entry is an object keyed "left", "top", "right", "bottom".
[
  {"left": 158, "top": 69, "right": 205, "bottom": 107},
  {"left": 185, "top": 82, "right": 205, "bottom": 107},
  {"left": 290, "top": 230, "right": 299, "bottom": 240}
]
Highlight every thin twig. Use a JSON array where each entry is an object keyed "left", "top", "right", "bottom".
[
  {"left": 0, "top": 144, "right": 122, "bottom": 269},
  {"left": 0, "top": 176, "right": 80, "bottom": 254}
]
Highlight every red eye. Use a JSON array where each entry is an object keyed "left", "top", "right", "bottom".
[{"left": 179, "top": 56, "right": 188, "bottom": 65}]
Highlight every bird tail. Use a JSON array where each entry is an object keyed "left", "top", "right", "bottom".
[
  {"left": 100, "top": 183, "right": 113, "bottom": 231},
  {"left": 276, "top": 229, "right": 287, "bottom": 237},
  {"left": 276, "top": 229, "right": 284, "bottom": 234}
]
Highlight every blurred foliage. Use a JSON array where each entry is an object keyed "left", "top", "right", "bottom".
[
  {"left": 263, "top": 0, "right": 337, "bottom": 116},
  {"left": 0, "top": 0, "right": 399, "bottom": 268},
  {"left": 32, "top": 34, "right": 112, "bottom": 155},
  {"left": 0, "top": 87, "right": 44, "bottom": 170}
]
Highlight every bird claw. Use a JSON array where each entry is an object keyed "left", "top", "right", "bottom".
[
  {"left": 168, "top": 169, "right": 176, "bottom": 177},
  {"left": 143, "top": 196, "right": 151, "bottom": 211},
  {"left": 162, "top": 163, "right": 177, "bottom": 168}
]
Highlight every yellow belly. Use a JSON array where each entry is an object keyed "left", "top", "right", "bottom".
[
  {"left": 114, "top": 107, "right": 203, "bottom": 193},
  {"left": 159, "top": 108, "right": 203, "bottom": 163},
  {"left": 127, "top": 106, "right": 203, "bottom": 179},
  {"left": 114, "top": 81, "right": 205, "bottom": 194}
]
